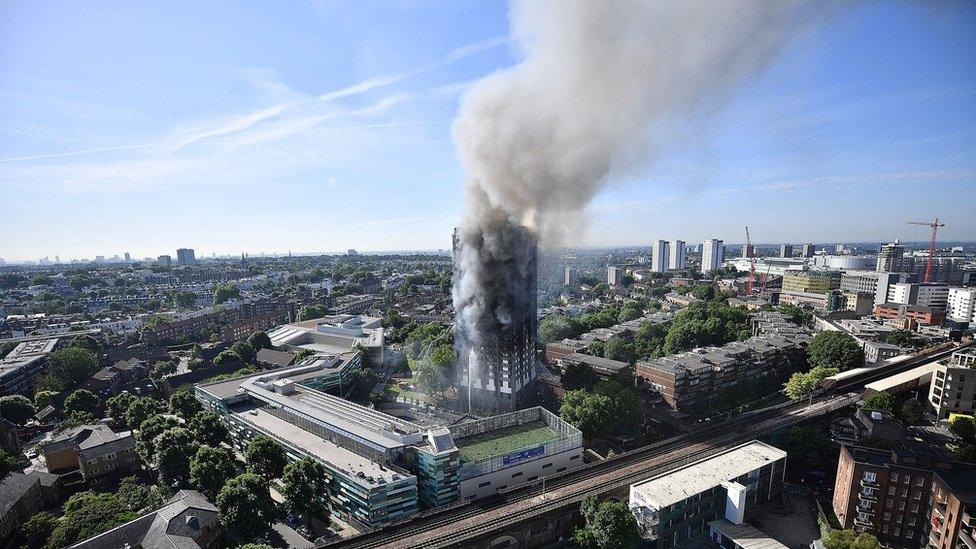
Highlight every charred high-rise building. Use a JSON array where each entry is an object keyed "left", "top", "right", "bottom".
[{"left": 453, "top": 221, "right": 538, "bottom": 413}]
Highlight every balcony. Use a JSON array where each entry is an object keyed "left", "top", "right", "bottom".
[
  {"left": 964, "top": 511, "right": 975, "bottom": 528},
  {"left": 854, "top": 516, "right": 874, "bottom": 529},
  {"left": 861, "top": 478, "right": 880, "bottom": 489},
  {"left": 856, "top": 505, "right": 876, "bottom": 516},
  {"left": 959, "top": 528, "right": 976, "bottom": 549},
  {"left": 859, "top": 491, "right": 879, "bottom": 503}
]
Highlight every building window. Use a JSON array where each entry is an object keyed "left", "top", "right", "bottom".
[
  {"left": 863, "top": 471, "right": 877, "bottom": 482},
  {"left": 882, "top": 525, "right": 889, "bottom": 534},
  {"left": 511, "top": 472, "right": 523, "bottom": 478},
  {"left": 906, "top": 530, "right": 913, "bottom": 539},
  {"left": 883, "top": 512, "right": 891, "bottom": 521},
  {"left": 915, "top": 477, "right": 924, "bottom": 486},
  {"left": 479, "top": 481, "right": 491, "bottom": 488},
  {"left": 542, "top": 463, "right": 553, "bottom": 469},
  {"left": 891, "top": 472, "right": 899, "bottom": 482}
]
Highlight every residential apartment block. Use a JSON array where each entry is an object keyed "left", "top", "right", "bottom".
[
  {"left": 928, "top": 348, "right": 976, "bottom": 420},
  {"left": 947, "top": 287, "right": 976, "bottom": 324},
  {"left": 702, "top": 239, "right": 724, "bottom": 274},
  {"left": 670, "top": 240, "right": 686, "bottom": 270},
  {"left": 833, "top": 443, "right": 949, "bottom": 547},
  {"left": 636, "top": 330, "right": 809, "bottom": 415},
  {"left": 652, "top": 240, "right": 670, "bottom": 274},
  {"left": 927, "top": 464, "right": 976, "bottom": 549},
  {"left": 629, "top": 440, "right": 786, "bottom": 548},
  {"left": 42, "top": 424, "right": 138, "bottom": 483}
]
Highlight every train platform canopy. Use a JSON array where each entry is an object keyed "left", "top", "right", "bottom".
[{"left": 863, "top": 363, "right": 938, "bottom": 396}]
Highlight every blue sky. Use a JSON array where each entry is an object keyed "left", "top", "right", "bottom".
[{"left": 1, "top": 0, "right": 974, "bottom": 262}]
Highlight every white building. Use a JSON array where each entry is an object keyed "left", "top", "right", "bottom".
[
  {"left": 702, "top": 239, "right": 724, "bottom": 275},
  {"left": 629, "top": 441, "right": 786, "bottom": 542},
  {"left": 928, "top": 348, "right": 976, "bottom": 420},
  {"left": 947, "top": 287, "right": 976, "bottom": 323},
  {"left": 887, "top": 282, "right": 949, "bottom": 310},
  {"left": 669, "top": 240, "right": 686, "bottom": 271},
  {"left": 652, "top": 240, "right": 669, "bottom": 274},
  {"left": 607, "top": 266, "right": 622, "bottom": 286}
]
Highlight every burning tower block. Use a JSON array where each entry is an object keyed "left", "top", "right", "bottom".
[{"left": 453, "top": 221, "right": 538, "bottom": 412}]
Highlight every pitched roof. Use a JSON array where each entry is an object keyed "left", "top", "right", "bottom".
[{"left": 255, "top": 347, "right": 296, "bottom": 368}]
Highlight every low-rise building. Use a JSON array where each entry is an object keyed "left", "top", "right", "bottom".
[
  {"left": 194, "top": 365, "right": 582, "bottom": 529},
  {"left": 863, "top": 340, "right": 904, "bottom": 364},
  {"left": 873, "top": 302, "right": 946, "bottom": 326},
  {"left": 629, "top": 440, "right": 786, "bottom": 548},
  {"left": 70, "top": 489, "right": 220, "bottom": 549},
  {"left": 42, "top": 423, "right": 138, "bottom": 483},
  {"left": 0, "top": 472, "right": 44, "bottom": 545},
  {"left": 0, "top": 337, "right": 60, "bottom": 394},
  {"left": 928, "top": 348, "right": 976, "bottom": 420},
  {"left": 268, "top": 314, "right": 385, "bottom": 366}
]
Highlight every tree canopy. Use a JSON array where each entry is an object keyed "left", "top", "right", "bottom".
[
  {"left": 169, "top": 391, "right": 204, "bottom": 420},
  {"left": 45, "top": 492, "right": 139, "bottom": 548},
  {"left": 572, "top": 495, "right": 641, "bottom": 548},
  {"left": 216, "top": 473, "right": 277, "bottom": 539},
  {"left": 0, "top": 395, "right": 35, "bottom": 425},
  {"left": 783, "top": 366, "right": 838, "bottom": 400},
  {"left": 34, "top": 347, "right": 99, "bottom": 393},
  {"left": 823, "top": 529, "right": 882, "bottom": 549},
  {"left": 281, "top": 458, "right": 330, "bottom": 521},
  {"left": 560, "top": 390, "right": 613, "bottom": 440},
  {"left": 189, "top": 411, "right": 229, "bottom": 447},
  {"left": 64, "top": 389, "right": 100, "bottom": 416},
  {"left": 245, "top": 435, "right": 288, "bottom": 481},
  {"left": 190, "top": 445, "right": 238, "bottom": 499},
  {"left": 561, "top": 362, "right": 599, "bottom": 392},
  {"left": 248, "top": 331, "right": 273, "bottom": 351},
  {"left": 808, "top": 331, "right": 864, "bottom": 372},
  {"left": 862, "top": 392, "right": 894, "bottom": 413}
]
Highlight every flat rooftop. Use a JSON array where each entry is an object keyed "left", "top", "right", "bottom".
[
  {"left": 631, "top": 441, "right": 786, "bottom": 509},
  {"left": 238, "top": 406, "right": 408, "bottom": 487},
  {"left": 708, "top": 519, "right": 788, "bottom": 549},
  {"left": 455, "top": 420, "right": 560, "bottom": 463}
]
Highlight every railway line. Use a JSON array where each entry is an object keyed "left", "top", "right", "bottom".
[{"left": 327, "top": 342, "right": 968, "bottom": 549}]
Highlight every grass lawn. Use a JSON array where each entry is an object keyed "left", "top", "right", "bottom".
[{"left": 456, "top": 420, "right": 560, "bottom": 463}]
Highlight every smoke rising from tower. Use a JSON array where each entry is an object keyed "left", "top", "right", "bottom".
[{"left": 452, "top": 0, "right": 840, "bottom": 403}]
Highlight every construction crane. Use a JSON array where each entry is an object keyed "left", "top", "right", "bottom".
[
  {"left": 907, "top": 218, "right": 945, "bottom": 283},
  {"left": 759, "top": 263, "right": 772, "bottom": 296},
  {"left": 745, "top": 226, "right": 757, "bottom": 294}
]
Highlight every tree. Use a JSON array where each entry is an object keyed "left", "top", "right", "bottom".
[
  {"left": 213, "top": 283, "right": 241, "bottom": 305},
  {"left": 64, "top": 389, "right": 100, "bottom": 416},
  {"left": 348, "top": 368, "right": 378, "bottom": 401},
  {"left": 862, "top": 392, "right": 894, "bottom": 413},
  {"left": 808, "top": 331, "right": 864, "bottom": 372},
  {"left": 248, "top": 331, "right": 272, "bottom": 351},
  {"left": 245, "top": 435, "right": 287, "bottom": 481},
  {"left": 782, "top": 425, "right": 831, "bottom": 472},
  {"left": 105, "top": 392, "right": 136, "bottom": 425},
  {"left": 189, "top": 411, "right": 229, "bottom": 447},
  {"left": 117, "top": 476, "right": 153, "bottom": 512},
  {"left": 169, "top": 391, "right": 203, "bottom": 420},
  {"left": 823, "top": 529, "right": 881, "bottom": 549},
  {"left": 67, "top": 335, "right": 102, "bottom": 354},
  {"left": 190, "top": 445, "right": 238, "bottom": 499},
  {"left": 136, "top": 415, "right": 180, "bottom": 463},
  {"left": 691, "top": 283, "right": 717, "bottom": 301},
  {"left": 45, "top": 492, "right": 138, "bottom": 548},
  {"left": 899, "top": 399, "right": 924, "bottom": 426},
  {"left": 603, "top": 337, "right": 635, "bottom": 364},
  {"left": 783, "top": 366, "right": 838, "bottom": 400},
  {"left": 213, "top": 350, "right": 241, "bottom": 366},
  {"left": 617, "top": 305, "right": 643, "bottom": 323},
  {"left": 53, "top": 411, "right": 96, "bottom": 435},
  {"left": 33, "top": 390, "right": 59, "bottom": 409},
  {"left": 216, "top": 473, "right": 277, "bottom": 539},
  {"left": 572, "top": 495, "right": 641, "bottom": 548},
  {"left": 19, "top": 511, "right": 57, "bottom": 549},
  {"left": 155, "top": 427, "right": 198, "bottom": 487},
  {"left": 126, "top": 397, "right": 165, "bottom": 429},
  {"left": 595, "top": 380, "right": 642, "bottom": 432},
  {"left": 949, "top": 415, "right": 976, "bottom": 444},
  {"left": 538, "top": 315, "right": 582, "bottom": 344},
  {"left": 298, "top": 304, "right": 329, "bottom": 321},
  {"left": 33, "top": 347, "right": 99, "bottom": 393},
  {"left": 0, "top": 395, "right": 35, "bottom": 425},
  {"left": 0, "top": 448, "right": 22, "bottom": 477},
  {"left": 561, "top": 362, "right": 599, "bottom": 391},
  {"left": 230, "top": 341, "right": 257, "bottom": 363},
  {"left": 559, "top": 391, "right": 613, "bottom": 440},
  {"left": 281, "top": 458, "right": 330, "bottom": 523},
  {"left": 151, "top": 360, "right": 178, "bottom": 379}
]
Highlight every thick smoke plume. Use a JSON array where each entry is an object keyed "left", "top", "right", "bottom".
[{"left": 452, "top": 0, "right": 836, "bottom": 389}]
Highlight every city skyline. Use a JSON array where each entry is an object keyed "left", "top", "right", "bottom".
[{"left": 2, "top": 1, "right": 975, "bottom": 261}]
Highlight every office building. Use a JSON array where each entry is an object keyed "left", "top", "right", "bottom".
[
  {"left": 947, "top": 287, "right": 976, "bottom": 323},
  {"left": 812, "top": 255, "right": 875, "bottom": 270},
  {"left": 607, "top": 265, "right": 623, "bottom": 286},
  {"left": 928, "top": 348, "right": 976, "bottom": 420},
  {"left": 195, "top": 366, "right": 582, "bottom": 528},
  {"left": 832, "top": 442, "right": 962, "bottom": 547},
  {"left": 157, "top": 254, "right": 172, "bottom": 266},
  {"left": 669, "top": 240, "right": 685, "bottom": 271},
  {"left": 629, "top": 440, "right": 786, "bottom": 548},
  {"left": 872, "top": 303, "right": 946, "bottom": 326},
  {"left": 840, "top": 271, "right": 915, "bottom": 306},
  {"left": 877, "top": 240, "right": 906, "bottom": 273},
  {"left": 652, "top": 240, "right": 670, "bottom": 274},
  {"left": 802, "top": 243, "right": 815, "bottom": 258},
  {"left": 42, "top": 424, "right": 138, "bottom": 483},
  {"left": 781, "top": 270, "right": 841, "bottom": 295},
  {"left": 888, "top": 282, "right": 949, "bottom": 311},
  {"left": 564, "top": 266, "right": 577, "bottom": 287},
  {"left": 927, "top": 464, "right": 976, "bottom": 549},
  {"left": 176, "top": 248, "right": 196, "bottom": 265},
  {"left": 268, "top": 314, "right": 386, "bottom": 369},
  {"left": 780, "top": 244, "right": 793, "bottom": 258},
  {"left": 702, "top": 239, "right": 724, "bottom": 274}
]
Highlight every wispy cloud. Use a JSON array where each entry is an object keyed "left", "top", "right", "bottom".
[
  {"left": 169, "top": 102, "right": 297, "bottom": 152},
  {"left": 0, "top": 143, "right": 158, "bottom": 163}
]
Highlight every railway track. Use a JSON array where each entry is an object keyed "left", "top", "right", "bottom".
[{"left": 328, "top": 342, "right": 968, "bottom": 548}]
